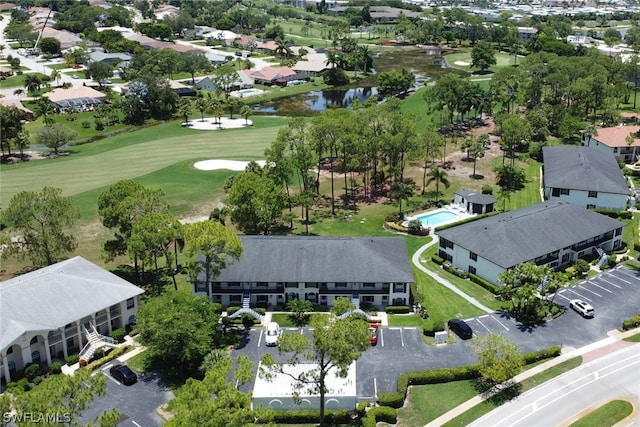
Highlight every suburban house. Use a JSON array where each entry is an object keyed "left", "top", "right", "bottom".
[
  {"left": 0, "top": 66, "right": 13, "bottom": 77},
  {"left": 89, "top": 49, "right": 132, "bottom": 64},
  {"left": 0, "top": 257, "right": 144, "bottom": 385},
  {"left": 581, "top": 126, "right": 640, "bottom": 164},
  {"left": 436, "top": 201, "right": 625, "bottom": 285},
  {"left": 193, "top": 236, "right": 414, "bottom": 309},
  {"left": 204, "top": 30, "right": 238, "bottom": 45},
  {"left": 293, "top": 51, "right": 331, "bottom": 76},
  {"left": 543, "top": 146, "right": 629, "bottom": 210},
  {"left": 45, "top": 86, "right": 106, "bottom": 111},
  {"left": 194, "top": 71, "right": 254, "bottom": 93},
  {"left": 244, "top": 66, "right": 309, "bottom": 86},
  {"left": 453, "top": 189, "right": 496, "bottom": 214},
  {"left": 253, "top": 362, "right": 356, "bottom": 411},
  {"left": 0, "top": 99, "right": 34, "bottom": 121}
]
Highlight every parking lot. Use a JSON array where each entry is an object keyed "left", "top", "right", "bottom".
[
  {"left": 78, "top": 363, "right": 173, "bottom": 427},
  {"left": 463, "top": 265, "right": 640, "bottom": 352}
]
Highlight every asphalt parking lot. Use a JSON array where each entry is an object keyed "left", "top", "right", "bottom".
[
  {"left": 78, "top": 363, "right": 173, "bottom": 427},
  {"left": 463, "top": 265, "right": 640, "bottom": 352}
]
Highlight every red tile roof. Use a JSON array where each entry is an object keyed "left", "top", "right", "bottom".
[{"left": 593, "top": 126, "right": 640, "bottom": 148}]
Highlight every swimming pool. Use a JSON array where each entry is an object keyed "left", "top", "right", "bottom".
[{"left": 411, "top": 210, "right": 459, "bottom": 227}]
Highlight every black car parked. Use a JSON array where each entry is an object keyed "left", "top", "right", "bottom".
[
  {"left": 109, "top": 364, "right": 137, "bottom": 385},
  {"left": 448, "top": 319, "right": 473, "bottom": 340}
]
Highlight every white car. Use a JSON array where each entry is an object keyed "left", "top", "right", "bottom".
[
  {"left": 569, "top": 299, "right": 594, "bottom": 318},
  {"left": 264, "top": 322, "right": 281, "bottom": 346}
]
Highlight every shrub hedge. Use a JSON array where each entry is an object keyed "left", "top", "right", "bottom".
[
  {"left": 442, "top": 262, "right": 469, "bottom": 279},
  {"left": 271, "top": 409, "right": 352, "bottom": 424},
  {"left": 85, "top": 345, "right": 130, "bottom": 371},
  {"left": 65, "top": 354, "right": 79, "bottom": 365},
  {"left": 622, "top": 314, "right": 640, "bottom": 330},
  {"left": 362, "top": 406, "right": 397, "bottom": 427},
  {"left": 109, "top": 328, "right": 127, "bottom": 343},
  {"left": 435, "top": 213, "right": 492, "bottom": 232},
  {"left": 385, "top": 305, "right": 411, "bottom": 314},
  {"left": 469, "top": 274, "right": 500, "bottom": 294},
  {"left": 385, "top": 221, "right": 408, "bottom": 233},
  {"left": 377, "top": 346, "right": 563, "bottom": 408},
  {"left": 423, "top": 320, "right": 445, "bottom": 337},
  {"left": 432, "top": 255, "right": 444, "bottom": 265},
  {"left": 50, "top": 362, "right": 62, "bottom": 374},
  {"left": 592, "top": 208, "right": 633, "bottom": 220}
]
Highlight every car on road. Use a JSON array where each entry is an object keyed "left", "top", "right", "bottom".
[
  {"left": 448, "top": 319, "right": 473, "bottom": 340},
  {"left": 264, "top": 322, "right": 281, "bottom": 346},
  {"left": 368, "top": 324, "right": 379, "bottom": 346},
  {"left": 109, "top": 364, "right": 137, "bottom": 385},
  {"left": 569, "top": 299, "right": 594, "bottom": 318},
  {"left": 72, "top": 74, "right": 78, "bottom": 79}
]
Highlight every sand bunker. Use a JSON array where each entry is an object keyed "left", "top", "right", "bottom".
[
  {"left": 186, "top": 117, "right": 252, "bottom": 130},
  {"left": 454, "top": 61, "right": 470, "bottom": 66},
  {"left": 194, "top": 159, "right": 267, "bottom": 171}
]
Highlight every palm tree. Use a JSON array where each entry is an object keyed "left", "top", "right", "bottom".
[
  {"left": 33, "top": 97, "right": 57, "bottom": 126},
  {"left": 24, "top": 74, "right": 43, "bottom": 96},
  {"left": 426, "top": 166, "right": 450, "bottom": 204},
  {"left": 210, "top": 96, "right": 224, "bottom": 128},
  {"left": 50, "top": 69, "right": 62, "bottom": 87},
  {"left": 13, "top": 88, "right": 24, "bottom": 98},
  {"left": 240, "top": 104, "right": 252, "bottom": 126},
  {"left": 195, "top": 97, "right": 208, "bottom": 122},
  {"left": 389, "top": 182, "right": 414, "bottom": 215},
  {"left": 178, "top": 98, "right": 192, "bottom": 126}
]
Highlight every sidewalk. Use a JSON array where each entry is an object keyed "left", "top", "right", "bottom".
[
  {"left": 61, "top": 335, "right": 145, "bottom": 376},
  {"left": 425, "top": 327, "right": 640, "bottom": 427}
]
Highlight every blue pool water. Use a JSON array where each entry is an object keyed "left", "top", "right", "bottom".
[{"left": 414, "top": 210, "right": 459, "bottom": 227}]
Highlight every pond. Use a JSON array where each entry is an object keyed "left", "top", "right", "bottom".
[
  {"left": 252, "top": 47, "right": 465, "bottom": 115},
  {"left": 253, "top": 86, "right": 379, "bottom": 114}
]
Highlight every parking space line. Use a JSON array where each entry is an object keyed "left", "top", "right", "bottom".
[
  {"left": 615, "top": 269, "right": 638, "bottom": 282},
  {"left": 106, "top": 375, "right": 120, "bottom": 385},
  {"left": 577, "top": 285, "right": 601, "bottom": 298},
  {"left": 475, "top": 317, "right": 491, "bottom": 332},
  {"left": 606, "top": 273, "right": 632, "bottom": 285},
  {"left": 556, "top": 293, "right": 571, "bottom": 302},
  {"left": 132, "top": 421, "right": 142, "bottom": 427},
  {"left": 564, "top": 288, "right": 592, "bottom": 302},
  {"left": 597, "top": 277, "right": 622, "bottom": 289},
  {"left": 400, "top": 329, "right": 405, "bottom": 347},
  {"left": 489, "top": 315, "right": 510, "bottom": 331},
  {"left": 588, "top": 282, "right": 613, "bottom": 293},
  {"left": 380, "top": 329, "right": 384, "bottom": 347},
  {"left": 478, "top": 314, "right": 490, "bottom": 319},
  {"left": 257, "top": 330, "right": 263, "bottom": 347}
]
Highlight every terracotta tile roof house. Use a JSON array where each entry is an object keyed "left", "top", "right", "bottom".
[
  {"left": 194, "top": 236, "right": 414, "bottom": 309},
  {"left": 244, "top": 66, "right": 308, "bottom": 86},
  {"left": 0, "top": 257, "right": 144, "bottom": 384},
  {"left": 45, "top": 86, "right": 106, "bottom": 109},
  {"left": 543, "top": 146, "right": 629, "bottom": 210},
  {"left": 256, "top": 40, "right": 278, "bottom": 52},
  {"left": 581, "top": 125, "right": 640, "bottom": 163},
  {"left": 437, "top": 200, "right": 625, "bottom": 285},
  {"left": 0, "top": 99, "right": 34, "bottom": 121},
  {"left": 234, "top": 35, "right": 259, "bottom": 49}
]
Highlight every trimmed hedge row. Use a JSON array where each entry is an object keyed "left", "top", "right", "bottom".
[
  {"left": 226, "top": 306, "right": 266, "bottom": 316},
  {"left": 442, "top": 262, "right": 469, "bottom": 279},
  {"left": 362, "top": 406, "right": 397, "bottom": 427},
  {"left": 423, "top": 321, "right": 445, "bottom": 337},
  {"left": 435, "top": 212, "right": 493, "bottom": 232},
  {"left": 385, "top": 305, "right": 411, "bottom": 314},
  {"left": 622, "top": 314, "right": 640, "bottom": 330},
  {"left": 385, "top": 221, "right": 408, "bottom": 233},
  {"left": 592, "top": 208, "right": 633, "bottom": 220},
  {"left": 432, "top": 255, "right": 444, "bottom": 265},
  {"left": 86, "top": 345, "right": 131, "bottom": 371},
  {"left": 377, "top": 346, "right": 563, "bottom": 408},
  {"left": 469, "top": 274, "right": 500, "bottom": 294},
  {"left": 271, "top": 409, "right": 351, "bottom": 424}
]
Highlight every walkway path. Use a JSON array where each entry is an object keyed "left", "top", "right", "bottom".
[
  {"left": 426, "top": 327, "right": 640, "bottom": 427},
  {"left": 412, "top": 238, "right": 494, "bottom": 314}
]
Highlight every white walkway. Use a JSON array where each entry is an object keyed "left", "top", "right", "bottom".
[{"left": 412, "top": 238, "right": 494, "bottom": 314}]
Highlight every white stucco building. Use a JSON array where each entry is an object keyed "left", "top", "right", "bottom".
[
  {"left": 581, "top": 126, "right": 640, "bottom": 164},
  {"left": 0, "top": 257, "right": 144, "bottom": 385}
]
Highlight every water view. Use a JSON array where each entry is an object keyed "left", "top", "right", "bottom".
[{"left": 254, "top": 86, "right": 378, "bottom": 114}]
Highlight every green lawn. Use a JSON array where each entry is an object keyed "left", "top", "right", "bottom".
[
  {"left": 444, "top": 50, "right": 516, "bottom": 75},
  {"left": 570, "top": 400, "right": 633, "bottom": 427},
  {"left": 443, "top": 357, "right": 582, "bottom": 427},
  {"left": 0, "top": 71, "right": 49, "bottom": 88},
  {"left": 269, "top": 312, "right": 328, "bottom": 327},
  {"left": 387, "top": 313, "right": 426, "bottom": 327}
]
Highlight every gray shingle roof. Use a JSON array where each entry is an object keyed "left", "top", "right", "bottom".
[
  {"left": 455, "top": 189, "right": 496, "bottom": 205},
  {"left": 209, "top": 236, "right": 414, "bottom": 283},
  {"left": 0, "top": 257, "right": 144, "bottom": 350},
  {"left": 437, "top": 201, "right": 625, "bottom": 269},
  {"left": 543, "top": 146, "right": 629, "bottom": 195}
]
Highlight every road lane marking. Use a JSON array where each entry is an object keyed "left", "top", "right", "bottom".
[
  {"left": 489, "top": 315, "right": 510, "bottom": 331},
  {"left": 564, "top": 288, "right": 592, "bottom": 301},
  {"left": 597, "top": 277, "right": 622, "bottom": 289},
  {"left": 588, "top": 282, "right": 613, "bottom": 293},
  {"left": 577, "top": 285, "right": 601, "bottom": 298}
]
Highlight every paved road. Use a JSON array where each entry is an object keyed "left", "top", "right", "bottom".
[{"left": 469, "top": 343, "right": 640, "bottom": 427}]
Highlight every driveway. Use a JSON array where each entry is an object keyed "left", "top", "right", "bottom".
[
  {"left": 463, "top": 266, "right": 640, "bottom": 353},
  {"left": 78, "top": 363, "right": 173, "bottom": 427}
]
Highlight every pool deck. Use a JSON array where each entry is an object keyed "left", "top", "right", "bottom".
[{"left": 403, "top": 205, "right": 473, "bottom": 231}]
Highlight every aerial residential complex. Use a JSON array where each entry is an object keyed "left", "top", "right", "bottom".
[{"left": 193, "top": 236, "right": 414, "bottom": 309}]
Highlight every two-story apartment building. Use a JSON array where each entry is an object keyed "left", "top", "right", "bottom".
[
  {"left": 0, "top": 257, "right": 144, "bottom": 385},
  {"left": 581, "top": 126, "right": 640, "bottom": 163},
  {"left": 436, "top": 201, "right": 625, "bottom": 286},
  {"left": 193, "top": 236, "right": 414, "bottom": 309},
  {"left": 543, "top": 146, "right": 629, "bottom": 210}
]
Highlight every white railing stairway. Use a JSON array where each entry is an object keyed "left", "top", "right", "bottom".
[{"left": 79, "top": 323, "right": 118, "bottom": 363}]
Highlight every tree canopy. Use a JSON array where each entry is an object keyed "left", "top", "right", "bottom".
[{"left": 1, "top": 186, "right": 79, "bottom": 266}]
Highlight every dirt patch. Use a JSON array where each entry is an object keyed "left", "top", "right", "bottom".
[{"left": 1, "top": 151, "right": 63, "bottom": 163}]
